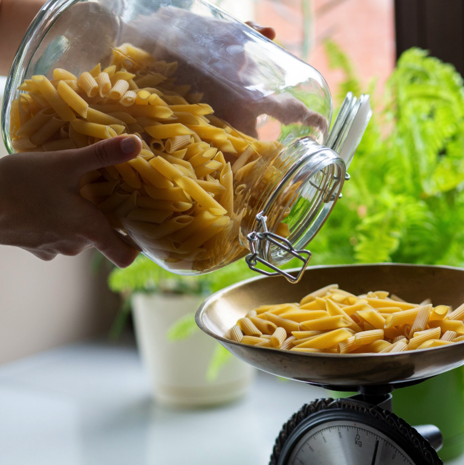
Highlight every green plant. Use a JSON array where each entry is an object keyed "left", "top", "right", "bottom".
[
  {"left": 108, "top": 256, "right": 256, "bottom": 378},
  {"left": 288, "top": 42, "right": 464, "bottom": 268}
]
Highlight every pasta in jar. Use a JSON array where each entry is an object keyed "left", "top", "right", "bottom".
[{"left": 9, "top": 43, "right": 319, "bottom": 274}]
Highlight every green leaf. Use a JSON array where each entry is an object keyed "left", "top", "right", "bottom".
[
  {"left": 206, "top": 344, "right": 232, "bottom": 381},
  {"left": 108, "top": 297, "right": 132, "bottom": 341},
  {"left": 167, "top": 312, "right": 199, "bottom": 341}
]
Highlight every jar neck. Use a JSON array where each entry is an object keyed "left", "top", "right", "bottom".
[{"left": 239, "top": 137, "right": 346, "bottom": 267}]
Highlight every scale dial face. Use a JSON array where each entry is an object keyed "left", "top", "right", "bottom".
[
  {"left": 271, "top": 399, "right": 442, "bottom": 465},
  {"left": 287, "top": 420, "right": 414, "bottom": 465}
]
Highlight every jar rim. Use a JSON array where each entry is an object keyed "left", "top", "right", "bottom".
[{"left": 245, "top": 137, "right": 346, "bottom": 268}]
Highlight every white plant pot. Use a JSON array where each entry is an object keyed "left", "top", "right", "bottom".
[{"left": 132, "top": 293, "right": 255, "bottom": 408}]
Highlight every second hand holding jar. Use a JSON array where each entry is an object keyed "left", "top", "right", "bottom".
[{"left": 2, "top": 0, "right": 371, "bottom": 282}]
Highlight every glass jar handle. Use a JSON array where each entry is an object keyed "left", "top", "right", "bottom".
[{"left": 246, "top": 213, "right": 312, "bottom": 284}]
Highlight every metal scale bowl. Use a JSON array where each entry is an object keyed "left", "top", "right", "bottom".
[{"left": 196, "top": 264, "right": 464, "bottom": 464}]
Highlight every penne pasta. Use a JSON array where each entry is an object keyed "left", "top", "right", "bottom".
[
  {"left": 237, "top": 318, "right": 262, "bottom": 337},
  {"left": 78, "top": 72, "right": 99, "bottom": 98},
  {"left": 32, "top": 75, "right": 76, "bottom": 121},
  {"left": 57, "top": 80, "right": 89, "bottom": 118}
]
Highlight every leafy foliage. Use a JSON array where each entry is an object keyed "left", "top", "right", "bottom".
[
  {"left": 108, "top": 43, "right": 464, "bottom": 375},
  {"left": 304, "top": 42, "right": 464, "bottom": 267},
  {"left": 109, "top": 255, "right": 256, "bottom": 295}
]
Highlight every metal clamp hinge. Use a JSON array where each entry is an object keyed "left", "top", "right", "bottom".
[{"left": 245, "top": 213, "right": 311, "bottom": 284}]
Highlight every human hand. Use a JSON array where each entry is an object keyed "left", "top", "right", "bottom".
[
  {"left": 0, "top": 135, "right": 142, "bottom": 267},
  {"left": 124, "top": 10, "right": 327, "bottom": 139}
]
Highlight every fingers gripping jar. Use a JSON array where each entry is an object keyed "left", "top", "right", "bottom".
[{"left": 1, "top": 0, "right": 371, "bottom": 282}]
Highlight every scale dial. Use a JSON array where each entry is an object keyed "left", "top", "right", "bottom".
[{"left": 271, "top": 398, "right": 442, "bottom": 465}]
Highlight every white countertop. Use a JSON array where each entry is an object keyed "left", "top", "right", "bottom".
[{"left": 0, "top": 340, "right": 463, "bottom": 465}]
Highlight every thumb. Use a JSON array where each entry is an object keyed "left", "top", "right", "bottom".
[{"left": 69, "top": 135, "right": 142, "bottom": 175}]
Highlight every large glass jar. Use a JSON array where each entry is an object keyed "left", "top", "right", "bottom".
[{"left": 1, "top": 0, "right": 371, "bottom": 281}]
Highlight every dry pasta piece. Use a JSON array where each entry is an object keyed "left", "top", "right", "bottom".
[
  {"left": 136, "top": 90, "right": 151, "bottom": 105},
  {"left": 177, "top": 216, "right": 229, "bottom": 253},
  {"left": 246, "top": 310, "right": 257, "bottom": 318},
  {"left": 237, "top": 318, "right": 262, "bottom": 337},
  {"left": 408, "top": 304, "right": 432, "bottom": 337},
  {"left": 96, "top": 72, "right": 111, "bottom": 97},
  {"left": 291, "top": 331, "right": 323, "bottom": 339},
  {"left": 356, "top": 309, "right": 386, "bottom": 329},
  {"left": 175, "top": 177, "right": 227, "bottom": 216},
  {"left": 57, "top": 81, "right": 89, "bottom": 117},
  {"left": 354, "top": 329, "right": 384, "bottom": 346},
  {"left": 357, "top": 340, "right": 391, "bottom": 353},
  {"left": 115, "top": 162, "right": 141, "bottom": 189},
  {"left": 110, "top": 79, "right": 130, "bottom": 100},
  {"left": 260, "top": 313, "right": 299, "bottom": 334},
  {"left": 341, "top": 301, "right": 370, "bottom": 316},
  {"left": 86, "top": 108, "right": 125, "bottom": 126},
  {"left": 408, "top": 327, "right": 441, "bottom": 350},
  {"left": 290, "top": 348, "right": 326, "bottom": 353},
  {"left": 137, "top": 197, "right": 191, "bottom": 212},
  {"left": 271, "top": 327, "right": 287, "bottom": 348},
  {"left": 241, "top": 336, "right": 269, "bottom": 346},
  {"left": 389, "top": 340, "right": 408, "bottom": 353},
  {"left": 297, "top": 329, "right": 352, "bottom": 350},
  {"left": 366, "top": 298, "right": 417, "bottom": 310},
  {"left": 249, "top": 317, "right": 277, "bottom": 335},
  {"left": 70, "top": 119, "right": 116, "bottom": 139},
  {"left": 141, "top": 216, "right": 194, "bottom": 240},
  {"left": 281, "top": 336, "right": 296, "bottom": 350},
  {"left": 11, "top": 138, "right": 37, "bottom": 151},
  {"left": 429, "top": 305, "right": 450, "bottom": 321},
  {"left": 429, "top": 320, "right": 464, "bottom": 334},
  {"left": 418, "top": 340, "right": 452, "bottom": 349},
  {"left": 129, "top": 157, "right": 174, "bottom": 189},
  {"left": 280, "top": 310, "right": 328, "bottom": 323},
  {"left": 326, "top": 300, "right": 362, "bottom": 332},
  {"left": 385, "top": 307, "right": 422, "bottom": 328},
  {"left": 146, "top": 123, "right": 193, "bottom": 139},
  {"left": 441, "top": 331, "right": 457, "bottom": 341},
  {"left": 340, "top": 336, "right": 360, "bottom": 354},
  {"left": 255, "top": 340, "right": 271, "bottom": 348},
  {"left": 168, "top": 104, "right": 213, "bottom": 115},
  {"left": 78, "top": 72, "right": 99, "bottom": 98},
  {"left": 120, "top": 90, "right": 137, "bottom": 106},
  {"left": 446, "top": 303, "right": 464, "bottom": 320},
  {"left": 30, "top": 117, "right": 67, "bottom": 146},
  {"left": 300, "top": 284, "right": 339, "bottom": 305},
  {"left": 144, "top": 185, "right": 190, "bottom": 202},
  {"left": 32, "top": 75, "right": 75, "bottom": 121},
  {"left": 15, "top": 108, "right": 55, "bottom": 138},
  {"left": 53, "top": 68, "right": 77, "bottom": 80},
  {"left": 300, "top": 316, "right": 349, "bottom": 331},
  {"left": 195, "top": 180, "right": 226, "bottom": 196},
  {"left": 165, "top": 135, "right": 191, "bottom": 153}
]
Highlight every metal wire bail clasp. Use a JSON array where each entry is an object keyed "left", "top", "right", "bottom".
[{"left": 245, "top": 213, "right": 312, "bottom": 284}]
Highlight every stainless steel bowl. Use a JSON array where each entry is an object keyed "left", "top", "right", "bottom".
[{"left": 196, "top": 264, "right": 464, "bottom": 391}]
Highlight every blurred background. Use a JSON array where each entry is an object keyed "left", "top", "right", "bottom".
[{"left": 3, "top": 0, "right": 464, "bottom": 464}]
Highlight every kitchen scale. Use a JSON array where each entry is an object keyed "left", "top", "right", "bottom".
[{"left": 196, "top": 264, "right": 464, "bottom": 464}]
